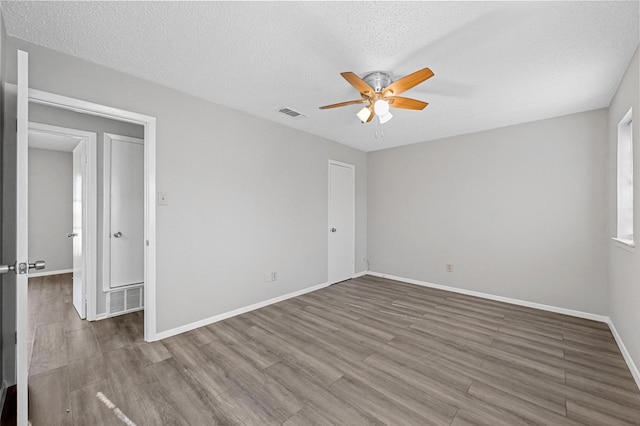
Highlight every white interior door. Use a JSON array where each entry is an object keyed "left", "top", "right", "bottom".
[
  {"left": 72, "top": 140, "right": 87, "bottom": 318},
  {"left": 106, "top": 134, "right": 144, "bottom": 288},
  {"left": 16, "top": 49, "right": 30, "bottom": 426},
  {"left": 328, "top": 161, "right": 355, "bottom": 284}
]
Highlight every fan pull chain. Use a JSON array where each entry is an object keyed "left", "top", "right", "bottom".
[{"left": 375, "top": 116, "right": 384, "bottom": 138}]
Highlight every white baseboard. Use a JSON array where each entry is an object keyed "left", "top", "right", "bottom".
[
  {"left": 367, "top": 271, "right": 609, "bottom": 323},
  {"left": 607, "top": 319, "right": 640, "bottom": 390},
  {"left": 155, "top": 281, "right": 331, "bottom": 341},
  {"left": 353, "top": 270, "right": 368, "bottom": 278},
  {"left": 93, "top": 313, "right": 108, "bottom": 321},
  {"left": 28, "top": 269, "right": 72, "bottom": 278}
]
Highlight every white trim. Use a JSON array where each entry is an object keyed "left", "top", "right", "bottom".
[
  {"left": 23, "top": 86, "right": 158, "bottom": 342},
  {"left": 94, "top": 313, "right": 108, "bottom": 321},
  {"left": 607, "top": 319, "right": 640, "bottom": 390},
  {"left": 612, "top": 237, "right": 636, "bottom": 252},
  {"left": 28, "top": 269, "right": 73, "bottom": 278},
  {"left": 28, "top": 122, "right": 98, "bottom": 321},
  {"left": 155, "top": 281, "right": 330, "bottom": 341},
  {"left": 367, "top": 272, "right": 609, "bottom": 323},
  {"left": 327, "top": 160, "right": 356, "bottom": 285},
  {"left": 102, "top": 133, "right": 145, "bottom": 293},
  {"left": 353, "top": 271, "right": 368, "bottom": 278}
]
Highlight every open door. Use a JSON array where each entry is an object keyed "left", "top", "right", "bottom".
[
  {"left": 0, "top": 49, "right": 46, "bottom": 426},
  {"left": 72, "top": 139, "right": 87, "bottom": 318},
  {"left": 14, "top": 48, "right": 30, "bottom": 426}
]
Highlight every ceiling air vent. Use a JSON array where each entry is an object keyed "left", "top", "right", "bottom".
[{"left": 278, "top": 107, "right": 306, "bottom": 119}]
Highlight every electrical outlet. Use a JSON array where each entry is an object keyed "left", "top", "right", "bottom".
[
  {"left": 446, "top": 264, "right": 454, "bottom": 272},
  {"left": 271, "top": 272, "right": 278, "bottom": 281},
  {"left": 158, "top": 192, "right": 169, "bottom": 206},
  {"left": 264, "top": 273, "right": 271, "bottom": 282}
]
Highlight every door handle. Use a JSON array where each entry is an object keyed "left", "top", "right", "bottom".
[
  {"left": 113, "top": 231, "right": 123, "bottom": 238},
  {"left": 0, "top": 260, "right": 45, "bottom": 275},
  {"left": 66, "top": 232, "right": 78, "bottom": 238},
  {"left": 0, "top": 263, "right": 15, "bottom": 274},
  {"left": 29, "top": 260, "right": 45, "bottom": 270},
  {"left": 331, "top": 228, "right": 337, "bottom": 233}
]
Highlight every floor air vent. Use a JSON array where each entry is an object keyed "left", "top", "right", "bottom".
[
  {"left": 278, "top": 107, "right": 306, "bottom": 119},
  {"left": 107, "top": 285, "right": 144, "bottom": 317}
]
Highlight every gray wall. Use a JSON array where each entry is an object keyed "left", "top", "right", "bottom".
[
  {"left": 28, "top": 148, "right": 72, "bottom": 273},
  {"left": 7, "top": 38, "right": 368, "bottom": 333},
  {"left": 368, "top": 109, "right": 609, "bottom": 315},
  {"left": 608, "top": 48, "right": 640, "bottom": 375},
  {"left": 29, "top": 104, "right": 143, "bottom": 315}
]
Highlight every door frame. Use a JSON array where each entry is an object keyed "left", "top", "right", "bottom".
[
  {"left": 327, "top": 159, "right": 355, "bottom": 284},
  {"left": 27, "top": 122, "right": 98, "bottom": 320},
  {"left": 102, "top": 133, "right": 144, "bottom": 293},
  {"left": 20, "top": 86, "right": 157, "bottom": 342}
]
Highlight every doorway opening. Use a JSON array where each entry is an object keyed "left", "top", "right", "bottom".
[
  {"left": 26, "top": 88, "right": 157, "bottom": 342},
  {"left": 27, "top": 122, "right": 97, "bottom": 321}
]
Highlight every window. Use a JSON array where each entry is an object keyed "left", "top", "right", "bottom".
[{"left": 615, "top": 108, "right": 634, "bottom": 246}]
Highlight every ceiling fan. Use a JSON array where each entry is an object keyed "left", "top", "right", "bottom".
[{"left": 319, "top": 67, "right": 434, "bottom": 124}]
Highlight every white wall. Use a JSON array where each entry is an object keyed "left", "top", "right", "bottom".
[
  {"left": 6, "top": 38, "right": 368, "bottom": 334},
  {"left": 608, "top": 48, "right": 640, "bottom": 377},
  {"left": 368, "top": 109, "right": 609, "bottom": 315},
  {"left": 28, "top": 148, "right": 72, "bottom": 272}
]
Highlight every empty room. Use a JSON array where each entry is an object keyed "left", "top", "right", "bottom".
[{"left": 0, "top": 1, "right": 639, "bottom": 425}]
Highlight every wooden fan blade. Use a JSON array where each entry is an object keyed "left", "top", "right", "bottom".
[
  {"left": 341, "top": 72, "right": 375, "bottom": 95},
  {"left": 319, "top": 99, "right": 366, "bottom": 110},
  {"left": 387, "top": 96, "right": 428, "bottom": 110},
  {"left": 382, "top": 67, "right": 434, "bottom": 96}
]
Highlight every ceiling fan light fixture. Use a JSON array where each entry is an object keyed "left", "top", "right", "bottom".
[
  {"left": 378, "top": 111, "right": 393, "bottom": 124},
  {"left": 374, "top": 99, "right": 390, "bottom": 115},
  {"left": 356, "top": 106, "right": 371, "bottom": 122}
]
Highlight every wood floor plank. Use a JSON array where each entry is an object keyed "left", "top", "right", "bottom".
[
  {"left": 67, "top": 354, "right": 108, "bottom": 392},
  {"left": 69, "top": 379, "right": 123, "bottom": 426},
  {"left": 148, "top": 357, "right": 226, "bottom": 425},
  {"left": 467, "top": 381, "right": 584, "bottom": 425},
  {"left": 30, "top": 322, "right": 68, "bottom": 376},
  {"left": 66, "top": 327, "right": 100, "bottom": 362},
  {"left": 266, "top": 361, "right": 383, "bottom": 425},
  {"left": 29, "top": 366, "right": 72, "bottom": 426},
  {"left": 566, "top": 399, "right": 638, "bottom": 426}
]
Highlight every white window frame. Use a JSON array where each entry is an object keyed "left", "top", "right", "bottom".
[{"left": 613, "top": 107, "right": 634, "bottom": 249}]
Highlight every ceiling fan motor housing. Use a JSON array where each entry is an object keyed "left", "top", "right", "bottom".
[{"left": 363, "top": 71, "right": 393, "bottom": 93}]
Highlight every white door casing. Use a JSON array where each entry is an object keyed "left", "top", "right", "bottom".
[
  {"left": 104, "top": 133, "right": 144, "bottom": 289},
  {"left": 72, "top": 140, "right": 87, "bottom": 318},
  {"left": 328, "top": 160, "right": 355, "bottom": 284},
  {"left": 11, "top": 80, "right": 157, "bottom": 343}
]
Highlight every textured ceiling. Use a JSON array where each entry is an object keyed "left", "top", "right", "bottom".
[{"left": 2, "top": 1, "right": 639, "bottom": 152}]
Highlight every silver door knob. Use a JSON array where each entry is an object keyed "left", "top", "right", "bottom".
[
  {"left": 0, "top": 264, "right": 15, "bottom": 274},
  {"left": 113, "top": 231, "right": 123, "bottom": 238},
  {"left": 29, "top": 260, "right": 45, "bottom": 270},
  {"left": 331, "top": 228, "right": 337, "bottom": 233},
  {"left": 0, "top": 260, "right": 45, "bottom": 274},
  {"left": 66, "top": 232, "right": 78, "bottom": 238}
]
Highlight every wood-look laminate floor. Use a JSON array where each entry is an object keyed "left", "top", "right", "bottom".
[{"left": 28, "top": 273, "right": 640, "bottom": 425}]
